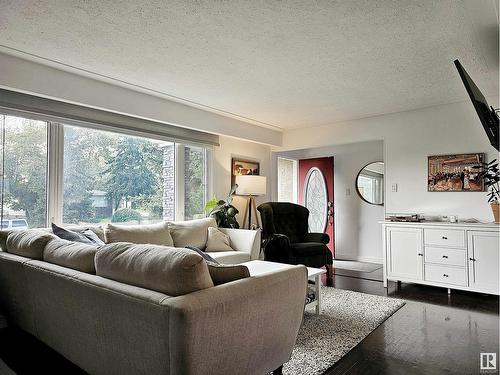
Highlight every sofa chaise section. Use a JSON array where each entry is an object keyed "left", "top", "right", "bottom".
[{"left": 0, "top": 247, "right": 306, "bottom": 375}]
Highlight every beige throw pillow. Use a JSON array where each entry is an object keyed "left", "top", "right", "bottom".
[
  {"left": 104, "top": 221, "right": 173, "bottom": 246},
  {"left": 95, "top": 243, "right": 214, "bottom": 296},
  {"left": 6, "top": 230, "right": 55, "bottom": 259},
  {"left": 168, "top": 217, "right": 217, "bottom": 249},
  {"left": 205, "top": 227, "right": 234, "bottom": 252},
  {"left": 44, "top": 238, "right": 97, "bottom": 274}
]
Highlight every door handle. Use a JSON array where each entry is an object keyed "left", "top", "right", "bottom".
[
  {"left": 469, "top": 258, "right": 476, "bottom": 261},
  {"left": 442, "top": 255, "right": 448, "bottom": 259},
  {"left": 442, "top": 236, "right": 448, "bottom": 240},
  {"left": 418, "top": 253, "right": 423, "bottom": 256},
  {"left": 443, "top": 274, "right": 449, "bottom": 277}
]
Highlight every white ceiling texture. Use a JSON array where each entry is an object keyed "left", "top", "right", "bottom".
[{"left": 0, "top": 0, "right": 498, "bottom": 130}]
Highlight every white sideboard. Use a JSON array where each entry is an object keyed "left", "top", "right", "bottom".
[{"left": 381, "top": 221, "right": 500, "bottom": 295}]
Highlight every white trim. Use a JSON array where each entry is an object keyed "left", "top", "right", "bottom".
[
  {"left": 334, "top": 254, "right": 383, "bottom": 264},
  {"left": 175, "top": 144, "right": 185, "bottom": 220},
  {"left": 46, "top": 122, "right": 64, "bottom": 225}
]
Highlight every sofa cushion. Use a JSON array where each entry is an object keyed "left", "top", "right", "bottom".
[
  {"left": 51, "top": 223, "right": 104, "bottom": 246},
  {"left": 205, "top": 227, "right": 234, "bottom": 252},
  {"left": 6, "top": 230, "right": 55, "bottom": 259},
  {"left": 44, "top": 238, "right": 97, "bottom": 273},
  {"left": 104, "top": 222, "right": 173, "bottom": 246},
  {"left": 207, "top": 263, "right": 250, "bottom": 286},
  {"left": 208, "top": 251, "right": 252, "bottom": 264},
  {"left": 0, "top": 230, "right": 12, "bottom": 251},
  {"left": 168, "top": 217, "right": 217, "bottom": 249},
  {"left": 290, "top": 242, "right": 329, "bottom": 256},
  {"left": 95, "top": 243, "right": 214, "bottom": 296}
]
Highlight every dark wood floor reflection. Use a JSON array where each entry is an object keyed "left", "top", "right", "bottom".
[
  {"left": 324, "top": 273, "right": 499, "bottom": 375},
  {"left": 0, "top": 269, "right": 498, "bottom": 375}
]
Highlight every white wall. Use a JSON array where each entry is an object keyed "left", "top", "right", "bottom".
[
  {"left": 0, "top": 51, "right": 282, "bottom": 146},
  {"left": 213, "top": 136, "right": 271, "bottom": 227},
  {"left": 275, "top": 140, "right": 384, "bottom": 263},
  {"left": 282, "top": 99, "right": 500, "bottom": 223}
]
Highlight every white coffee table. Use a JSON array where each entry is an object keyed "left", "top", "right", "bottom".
[{"left": 242, "top": 260, "right": 326, "bottom": 314}]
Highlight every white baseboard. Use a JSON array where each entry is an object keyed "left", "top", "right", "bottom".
[{"left": 334, "top": 254, "right": 383, "bottom": 264}]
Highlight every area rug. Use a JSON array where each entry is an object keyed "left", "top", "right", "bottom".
[
  {"left": 333, "top": 260, "right": 382, "bottom": 273},
  {"left": 283, "top": 288, "right": 405, "bottom": 375}
]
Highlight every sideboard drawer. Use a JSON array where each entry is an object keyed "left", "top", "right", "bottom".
[
  {"left": 424, "top": 246, "right": 466, "bottom": 267},
  {"left": 424, "top": 228, "right": 465, "bottom": 248},
  {"left": 424, "top": 264, "right": 467, "bottom": 286}
]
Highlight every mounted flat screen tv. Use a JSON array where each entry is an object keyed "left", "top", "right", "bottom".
[{"left": 454, "top": 59, "right": 499, "bottom": 151}]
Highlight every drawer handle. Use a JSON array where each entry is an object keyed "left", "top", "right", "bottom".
[
  {"left": 442, "top": 236, "right": 448, "bottom": 240},
  {"left": 418, "top": 253, "right": 423, "bottom": 256},
  {"left": 469, "top": 258, "right": 476, "bottom": 262},
  {"left": 443, "top": 274, "right": 449, "bottom": 277},
  {"left": 442, "top": 255, "right": 448, "bottom": 259}
]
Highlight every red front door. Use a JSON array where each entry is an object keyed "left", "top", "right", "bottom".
[{"left": 298, "top": 157, "right": 334, "bottom": 256}]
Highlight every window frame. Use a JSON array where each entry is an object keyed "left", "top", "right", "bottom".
[{"left": 0, "top": 111, "right": 213, "bottom": 226}]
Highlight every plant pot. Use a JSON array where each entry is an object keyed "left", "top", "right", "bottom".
[{"left": 491, "top": 202, "right": 500, "bottom": 224}]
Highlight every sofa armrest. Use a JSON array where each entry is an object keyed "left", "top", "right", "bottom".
[
  {"left": 162, "top": 266, "right": 307, "bottom": 375},
  {"left": 303, "top": 232, "right": 330, "bottom": 244},
  {"left": 219, "top": 228, "right": 261, "bottom": 260}
]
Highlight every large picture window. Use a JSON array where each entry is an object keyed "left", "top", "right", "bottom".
[{"left": 0, "top": 112, "right": 212, "bottom": 229}]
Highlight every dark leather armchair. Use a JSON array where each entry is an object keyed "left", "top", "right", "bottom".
[{"left": 257, "top": 202, "right": 333, "bottom": 283}]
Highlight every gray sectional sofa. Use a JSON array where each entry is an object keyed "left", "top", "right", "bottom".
[{"left": 0, "top": 219, "right": 308, "bottom": 375}]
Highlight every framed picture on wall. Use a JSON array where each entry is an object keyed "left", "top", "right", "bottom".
[
  {"left": 428, "top": 153, "right": 484, "bottom": 192},
  {"left": 231, "top": 158, "right": 260, "bottom": 188}
]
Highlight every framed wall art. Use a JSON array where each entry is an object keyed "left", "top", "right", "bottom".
[
  {"left": 428, "top": 153, "right": 484, "bottom": 192},
  {"left": 231, "top": 158, "right": 260, "bottom": 188}
]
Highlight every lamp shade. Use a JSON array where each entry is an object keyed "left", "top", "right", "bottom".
[{"left": 235, "top": 175, "right": 267, "bottom": 196}]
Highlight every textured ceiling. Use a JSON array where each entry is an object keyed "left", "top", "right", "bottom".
[{"left": 0, "top": 0, "right": 498, "bottom": 129}]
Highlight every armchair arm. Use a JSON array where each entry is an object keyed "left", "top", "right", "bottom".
[
  {"left": 303, "top": 232, "right": 330, "bottom": 244},
  {"left": 219, "top": 228, "right": 261, "bottom": 260},
  {"left": 163, "top": 266, "right": 307, "bottom": 375},
  {"left": 263, "top": 234, "right": 293, "bottom": 263}
]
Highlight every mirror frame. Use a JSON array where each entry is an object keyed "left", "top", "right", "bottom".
[{"left": 355, "top": 161, "right": 384, "bottom": 206}]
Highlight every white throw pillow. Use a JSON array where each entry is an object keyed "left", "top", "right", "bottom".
[
  {"left": 168, "top": 217, "right": 217, "bottom": 249},
  {"left": 205, "top": 227, "right": 234, "bottom": 252}
]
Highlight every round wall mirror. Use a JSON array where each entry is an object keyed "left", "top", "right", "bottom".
[{"left": 356, "top": 162, "right": 384, "bottom": 205}]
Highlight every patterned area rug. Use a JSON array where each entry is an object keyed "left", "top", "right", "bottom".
[{"left": 283, "top": 288, "right": 405, "bottom": 375}]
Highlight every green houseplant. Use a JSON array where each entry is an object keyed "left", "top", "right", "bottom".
[
  {"left": 474, "top": 159, "right": 500, "bottom": 223},
  {"left": 205, "top": 185, "right": 240, "bottom": 228}
]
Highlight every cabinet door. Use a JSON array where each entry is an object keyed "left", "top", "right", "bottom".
[
  {"left": 387, "top": 227, "right": 423, "bottom": 280},
  {"left": 468, "top": 231, "right": 499, "bottom": 294}
]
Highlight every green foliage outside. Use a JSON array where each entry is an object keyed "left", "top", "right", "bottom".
[
  {"left": 111, "top": 208, "right": 142, "bottom": 223},
  {"left": 184, "top": 147, "right": 205, "bottom": 220},
  {"left": 2, "top": 118, "right": 48, "bottom": 228}
]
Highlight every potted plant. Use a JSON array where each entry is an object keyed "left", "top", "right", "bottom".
[
  {"left": 475, "top": 159, "right": 500, "bottom": 223},
  {"left": 205, "top": 185, "right": 240, "bottom": 228}
]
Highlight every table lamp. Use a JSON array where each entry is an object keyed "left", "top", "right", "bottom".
[{"left": 235, "top": 175, "right": 266, "bottom": 229}]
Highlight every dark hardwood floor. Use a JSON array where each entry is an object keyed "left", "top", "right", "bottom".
[
  {"left": 323, "top": 272, "right": 499, "bottom": 375},
  {"left": 0, "top": 266, "right": 498, "bottom": 375}
]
